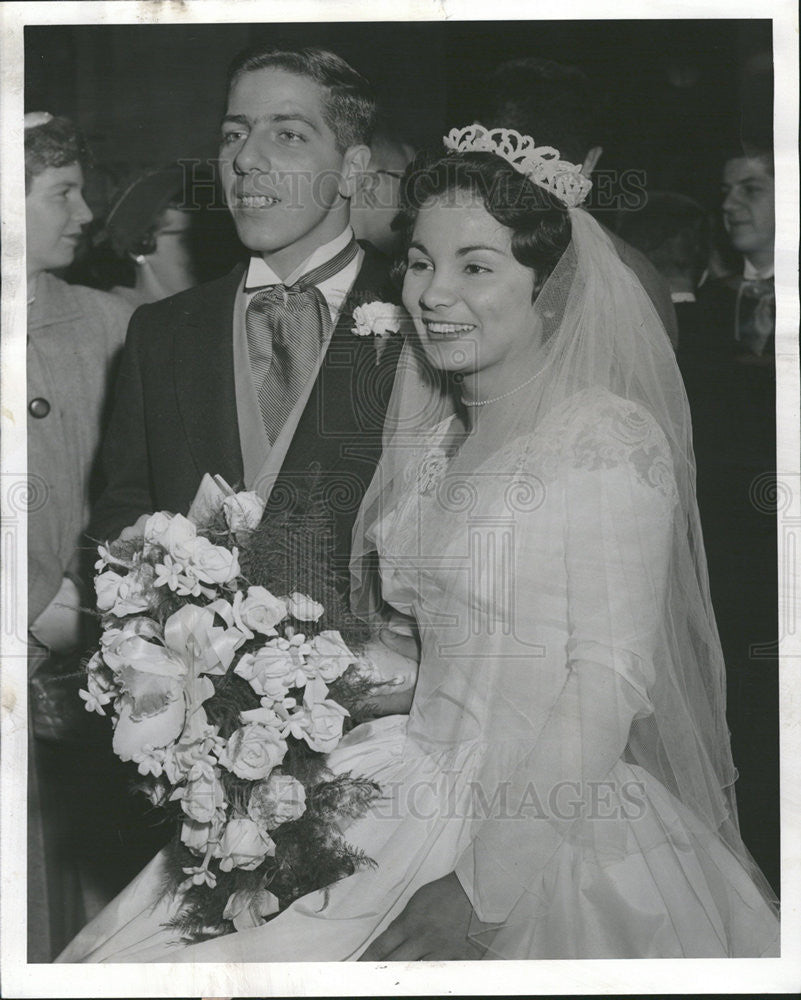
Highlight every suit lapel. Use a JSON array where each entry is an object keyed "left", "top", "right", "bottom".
[{"left": 173, "top": 263, "right": 246, "bottom": 488}]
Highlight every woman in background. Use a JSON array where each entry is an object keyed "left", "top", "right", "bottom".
[
  {"left": 25, "top": 112, "right": 135, "bottom": 960},
  {"left": 101, "top": 164, "right": 199, "bottom": 309}
]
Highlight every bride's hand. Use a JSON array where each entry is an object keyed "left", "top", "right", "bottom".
[
  {"left": 359, "top": 872, "right": 485, "bottom": 961},
  {"left": 356, "top": 627, "right": 419, "bottom": 717},
  {"left": 376, "top": 625, "right": 419, "bottom": 664}
]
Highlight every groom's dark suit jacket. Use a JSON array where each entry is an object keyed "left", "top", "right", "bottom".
[{"left": 89, "top": 243, "right": 400, "bottom": 586}]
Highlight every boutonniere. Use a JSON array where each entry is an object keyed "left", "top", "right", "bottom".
[
  {"left": 352, "top": 301, "right": 407, "bottom": 339},
  {"left": 352, "top": 301, "right": 409, "bottom": 363}
]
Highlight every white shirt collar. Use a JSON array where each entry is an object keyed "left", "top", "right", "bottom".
[
  {"left": 743, "top": 258, "right": 774, "bottom": 281},
  {"left": 244, "top": 227, "right": 354, "bottom": 291},
  {"left": 671, "top": 291, "right": 696, "bottom": 304}
]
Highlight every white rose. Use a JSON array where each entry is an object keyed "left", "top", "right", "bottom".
[
  {"left": 306, "top": 630, "right": 356, "bottom": 682},
  {"left": 302, "top": 699, "right": 349, "bottom": 753},
  {"left": 222, "top": 492, "right": 266, "bottom": 533},
  {"left": 164, "top": 514, "right": 199, "bottom": 562},
  {"left": 232, "top": 587, "right": 288, "bottom": 638},
  {"left": 215, "top": 817, "right": 276, "bottom": 872},
  {"left": 95, "top": 570, "right": 125, "bottom": 612},
  {"left": 285, "top": 592, "right": 324, "bottom": 622},
  {"left": 142, "top": 511, "right": 172, "bottom": 547},
  {"left": 97, "top": 564, "right": 156, "bottom": 618},
  {"left": 248, "top": 773, "right": 306, "bottom": 830},
  {"left": 235, "top": 646, "right": 296, "bottom": 701},
  {"left": 144, "top": 512, "right": 198, "bottom": 561},
  {"left": 220, "top": 723, "right": 287, "bottom": 780},
  {"left": 188, "top": 537, "right": 240, "bottom": 585}
]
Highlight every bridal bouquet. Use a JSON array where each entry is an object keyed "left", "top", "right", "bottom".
[{"left": 81, "top": 485, "right": 382, "bottom": 940}]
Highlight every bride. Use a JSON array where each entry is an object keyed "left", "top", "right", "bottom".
[{"left": 58, "top": 126, "right": 779, "bottom": 962}]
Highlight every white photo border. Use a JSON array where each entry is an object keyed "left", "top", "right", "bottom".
[{"left": 2, "top": 0, "right": 798, "bottom": 995}]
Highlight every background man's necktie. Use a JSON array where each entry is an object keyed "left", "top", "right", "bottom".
[
  {"left": 736, "top": 277, "right": 775, "bottom": 356},
  {"left": 246, "top": 238, "right": 359, "bottom": 444}
]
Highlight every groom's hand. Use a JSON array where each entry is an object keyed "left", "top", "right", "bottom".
[{"left": 359, "top": 872, "right": 485, "bottom": 961}]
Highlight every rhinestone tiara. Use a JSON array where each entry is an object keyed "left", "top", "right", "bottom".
[{"left": 442, "top": 124, "right": 592, "bottom": 208}]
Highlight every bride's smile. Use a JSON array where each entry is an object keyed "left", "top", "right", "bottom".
[
  {"left": 401, "top": 191, "right": 547, "bottom": 404},
  {"left": 422, "top": 320, "right": 477, "bottom": 337}
]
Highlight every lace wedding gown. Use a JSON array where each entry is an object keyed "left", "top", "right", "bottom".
[{"left": 58, "top": 389, "right": 779, "bottom": 962}]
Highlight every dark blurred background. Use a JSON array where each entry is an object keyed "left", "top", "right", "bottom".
[{"left": 25, "top": 19, "right": 773, "bottom": 204}]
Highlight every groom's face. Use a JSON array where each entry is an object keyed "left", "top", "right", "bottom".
[{"left": 220, "top": 67, "right": 362, "bottom": 276}]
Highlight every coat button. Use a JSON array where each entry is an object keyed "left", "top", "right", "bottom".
[{"left": 29, "top": 397, "right": 51, "bottom": 418}]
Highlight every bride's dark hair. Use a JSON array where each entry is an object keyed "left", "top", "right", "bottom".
[{"left": 391, "top": 149, "right": 572, "bottom": 290}]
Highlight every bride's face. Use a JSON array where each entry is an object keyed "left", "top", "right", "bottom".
[{"left": 402, "top": 191, "right": 543, "bottom": 392}]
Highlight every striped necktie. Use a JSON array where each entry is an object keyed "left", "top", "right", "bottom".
[
  {"left": 736, "top": 276, "right": 775, "bottom": 357},
  {"left": 246, "top": 237, "right": 359, "bottom": 444}
]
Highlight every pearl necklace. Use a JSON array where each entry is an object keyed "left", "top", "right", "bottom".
[{"left": 461, "top": 363, "right": 547, "bottom": 407}]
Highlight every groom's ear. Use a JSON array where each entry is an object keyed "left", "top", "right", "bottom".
[{"left": 338, "top": 145, "right": 372, "bottom": 199}]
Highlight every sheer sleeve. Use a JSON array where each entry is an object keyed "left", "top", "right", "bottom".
[{"left": 453, "top": 399, "right": 678, "bottom": 951}]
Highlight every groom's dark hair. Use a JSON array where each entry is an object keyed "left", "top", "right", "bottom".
[{"left": 227, "top": 45, "right": 376, "bottom": 152}]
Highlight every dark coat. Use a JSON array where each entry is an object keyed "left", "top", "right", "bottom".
[{"left": 89, "top": 245, "right": 400, "bottom": 584}]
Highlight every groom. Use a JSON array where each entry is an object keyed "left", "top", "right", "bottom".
[{"left": 90, "top": 46, "right": 399, "bottom": 585}]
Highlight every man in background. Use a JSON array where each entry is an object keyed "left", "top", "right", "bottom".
[
  {"left": 694, "top": 146, "right": 775, "bottom": 360},
  {"left": 682, "top": 144, "right": 778, "bottom": 893},
  {"left": 350, "top": 129, "right": 415, "bottom": 256}
]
